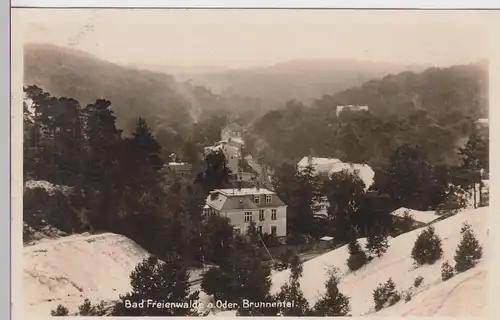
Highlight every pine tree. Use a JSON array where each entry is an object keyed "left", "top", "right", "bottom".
[
  {"left": 131, "top": 117, "right": 164, "bottom": 171},
  {"left": 347, "top": 239, "right": 368, "bottom": 271},
  {"left": 274, "top": 255, "right": 310, "bottom": 316},
  {"left": 454, "top": 222, "right": 483, "bottom": 272},
  {"left": 112, "top": 255, "right": 198, "bottom": 316},
  {"left": 365, "top": 231, "right": 389, "bottom": 258},
  {"left": 312, "top": 268, "right": 351, "bottom": 316},
  {"left": 411, "top": 226, "right": 443, "bottom": 265}
]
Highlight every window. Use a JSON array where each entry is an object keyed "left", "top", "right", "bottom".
[
  {"left": 254, "top": 195, "right": 260, "bottom": 204},
  {"left": 265, "top": 195, "right": 272, "bottom": 204},
  {"left": 258, "top": 226, "right": 263, "bottom": 234},
  {"left": 259, "top": 210, "right": 265, "bottom": 221},
  {"left": 234, "top": 228, "right": 241, "bottom": 235},
  {"left": 271, "top": 209, "right": 277, "bottom": 220},
  {"left": 244, "top": 212, "right": 253, "bottom": 223},
  {"left": 271, "top": 226, "right": 277, "bottom": 236}
]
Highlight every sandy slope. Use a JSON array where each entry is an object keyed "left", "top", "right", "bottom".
[
  {"left": 24, "top": 207, "right": 489, "bottom": 317},
  {"left": 23, "top": 233, "right": 150, "bottom": 317},
  {"left": 269, "top": 206, "right": 489, "bottom": 316}
]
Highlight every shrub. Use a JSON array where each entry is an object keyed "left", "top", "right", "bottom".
[
  {"left": 441, "top": 261, "right": 454, "bottom": 281},
  {"left": 404, "top": 291, "right": 412, "bottom": 302},
  {"left": 51, "top": 305, "right": 69, "bottom": 316},
  {"left": 346, "top": 239, "right": 368, "bottom": 271},
  {"left": 413, "top": 275, "right": 424, "bottom": 288},
  {"left": 373, "top": 278, "right": 398, "bottom": 311},
  {"left": 78, "top": 298, "right": 107, "bottom": 316},
  {"left": 411, "top": 226, "right": 443, "bottom": 265},
  {"left": 261, "top": 233, "right": 281, "bottom": 247},
  {"left": 454, "top": 222, "right": 483, "bottom": 273},
  {"left": 388, "top": 291, "right": 401, "bottom": 306}
]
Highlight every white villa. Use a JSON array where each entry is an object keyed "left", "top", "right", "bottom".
[
  {"left": 297, "top": 155, "right": 375, "bottom": 191},
  {"left": 204, "top": 187, "right": 287, "bottom": 238}
]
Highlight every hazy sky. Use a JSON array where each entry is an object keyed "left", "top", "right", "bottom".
[{"left": 16, "top": 9, "right": 489, "bottom": 69}]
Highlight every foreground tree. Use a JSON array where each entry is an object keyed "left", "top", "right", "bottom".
[
  {"left": 365, "top": 226, "right": 389, "bottom": 258},
  {"left": 411, "top": 226, "right": 443, "bottom": 265},
  {"left": 312, "top": 268, "right": 351, "bottom": 316},
  {"left": 454, "top": 222, "right": 483, "bottom": 272},
  {"left": 112, "top": 255, "right": 198, "bottom": 316},
  {"left": 384, "top": 143, "right": 436, "bottom": 210},
  {"left": 458, "top": 131, "right": 489, "bottom": 208},
  {"left": 274, "top": 255, "right": 311, "bottom": 316},
  {"left": 200, "top": 215, "right": 234, "bottom": 265},
  {"left": 201, "top": 235, "right": 273, "bottom": 315},
  {"left": 347, "top": 239, "right": 369, "bottom": 271},
  {"left": 323, "top": 170, "right": 366, "bottom": 242}
]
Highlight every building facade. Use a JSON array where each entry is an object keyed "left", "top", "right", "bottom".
[
  {"left": 204, "top": 187, "right": 287, "bottom": 238},
  {"left": 164, "top": 162, "right": 193, "bottom": 177}
]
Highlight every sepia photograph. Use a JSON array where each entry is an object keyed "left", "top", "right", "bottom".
[{"left": 13, "top": 8, "right": 490, "bottom": 318}]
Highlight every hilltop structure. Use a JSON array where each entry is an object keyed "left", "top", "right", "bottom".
[{"left": 336, "top": 105, "right": 369, "bottom": 117}]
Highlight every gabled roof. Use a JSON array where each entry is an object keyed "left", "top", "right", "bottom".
[
  {"left": 390, "top": 207, "right": 441, "bottom": 224},
  {"left": 206, "top": 188, "right": 286, "bottom": 211}
]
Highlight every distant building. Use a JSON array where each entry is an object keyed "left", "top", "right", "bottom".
[
  {"left": 336, "top": 105, "right": 369, "bottom": 118},
  {"left": 389, "top": 207, "right": 441, "bottom": 228},
  {"left": 164, "top": 162, "right": 193, "bottom": 177},
  {"left": 297, "top": 155, "right": 375, "bottom": 191},
  {"left": 221, "top": 122, "right": 244, "bottom": 141},
  {"left": 475, "top": 118, "right": 489, "bottom": 136},
  {"left": 204, "top": 187, "right": 287, "bottom": 238}
]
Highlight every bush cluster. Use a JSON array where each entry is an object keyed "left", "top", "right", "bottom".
[{"left": 373, "top": 278, "right": 399, "bottom": 311}]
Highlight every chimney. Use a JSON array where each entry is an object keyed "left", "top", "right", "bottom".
[{"left": 308, "top": 151, "right": 313, "bottom": 166}]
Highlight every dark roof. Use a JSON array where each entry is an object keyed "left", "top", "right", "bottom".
[
  {"left": 206, "top": 190, "right": 286, "bottom": 211},
  {"left": 220, "top": 196, "right": 260, "bottom": 211}
]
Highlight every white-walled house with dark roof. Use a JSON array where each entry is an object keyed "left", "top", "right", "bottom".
[{"left": 204, "top": 187, "right": 287, "bottom": 238}]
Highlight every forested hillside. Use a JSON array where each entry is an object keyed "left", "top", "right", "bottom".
[
  {"left": 182, "top": 59, "right": 426, "bottom": 106},
  {"left": 24, "top": 43, "right": 268, "bottom": 137},
  {"left": 247, "top": 62, "right": 488, "bottom": 171}
]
